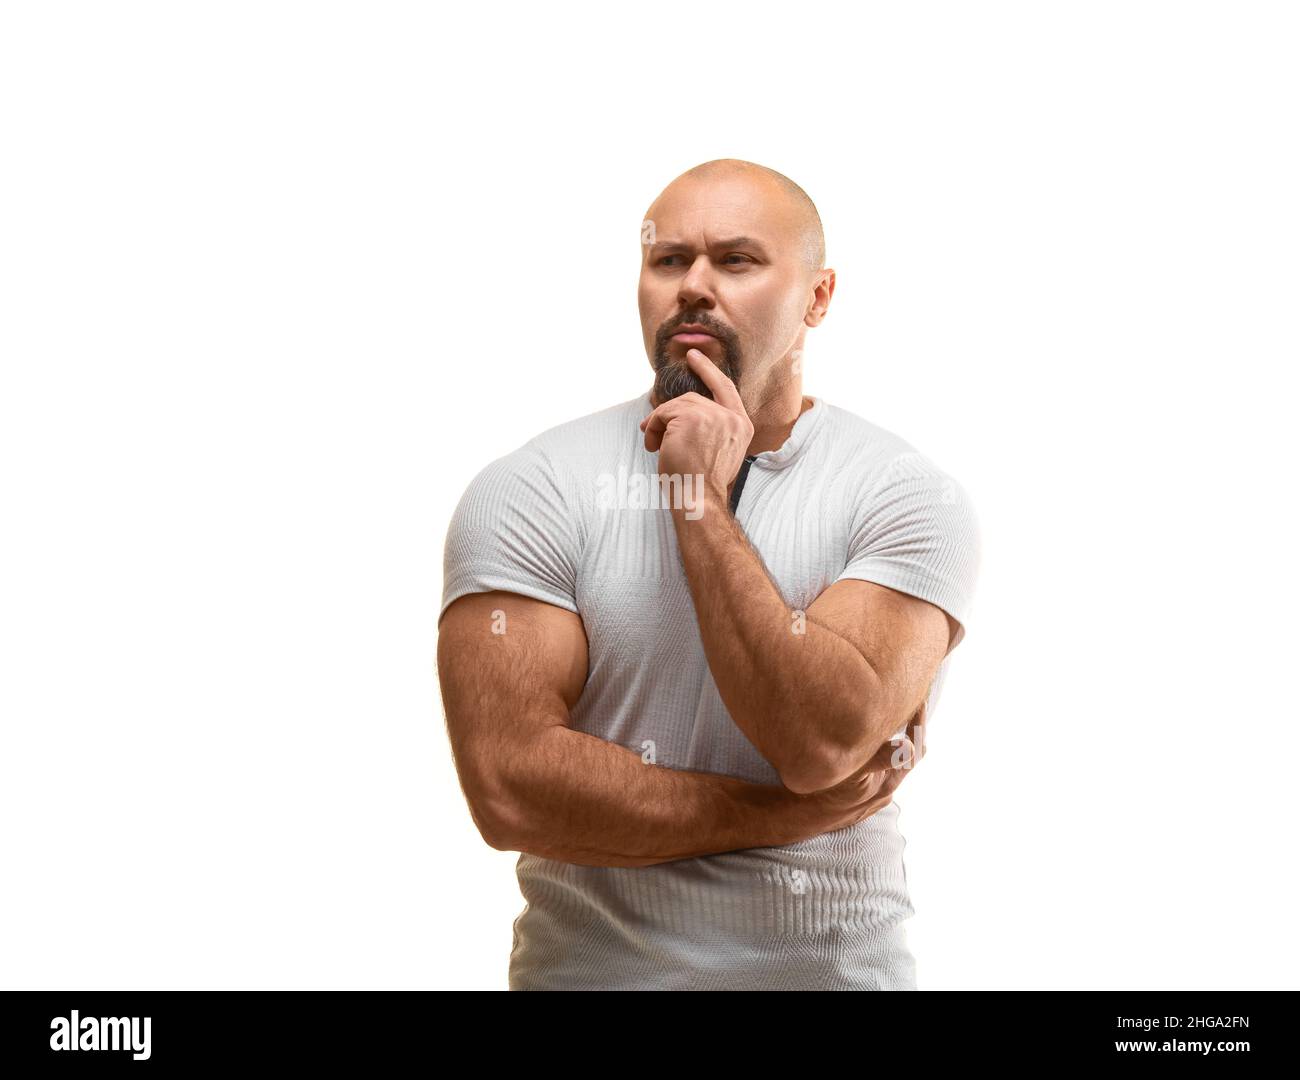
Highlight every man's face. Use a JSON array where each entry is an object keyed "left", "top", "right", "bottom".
[{"left": 638, "top": 173, "right": 817, "bottom": 406}]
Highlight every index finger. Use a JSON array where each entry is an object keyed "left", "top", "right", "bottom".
[
  {"left": 857, "top": 700, "right": 927, "bottom": 775},
  {"left": 902, "top": 701, "right": 928, "bottom": 766},
  {"left": 684, "top": 348, "right": 745, "bottom": 414}
]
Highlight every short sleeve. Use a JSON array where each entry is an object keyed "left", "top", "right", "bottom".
[
  {"left": 439, "top": 445, "right": 580, "bottom": 624},
  {"left": 835, "top": 451, "right": 981, "bottom": 653}
]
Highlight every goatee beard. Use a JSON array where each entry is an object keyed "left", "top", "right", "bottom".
[
  {"left": 652, "top": 358, "right": 741, "bottom": 404},
  {"left": 651, "top": 325, "right": 742, "bottom": 404}
]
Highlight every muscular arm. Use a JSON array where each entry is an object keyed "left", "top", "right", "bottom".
[
  {"left": 671, "top": 500, "right": 952, "bottom": 794},
  {"left": 436, "top": 589, "right": 825, "bottom": 868},
  {"left": 642, "top": 354, "right": 954, "bottom": 796}
]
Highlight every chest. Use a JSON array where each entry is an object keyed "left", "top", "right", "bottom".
[{"left": 574, "top": 471, "right": 853, "bottom": 660}]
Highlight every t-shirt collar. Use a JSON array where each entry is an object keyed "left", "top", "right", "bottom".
[
  {"left": 638, "top": 390, "right": 826, "bottom": 471},
  {"left": 750, "top": 396, "right": 826, "bottom": 470}
]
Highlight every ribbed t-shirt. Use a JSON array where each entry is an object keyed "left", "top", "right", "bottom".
[{"left": 439, "top": 390, "right": 981, "bottom": 990}]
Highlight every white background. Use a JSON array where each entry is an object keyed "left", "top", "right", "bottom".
[{"left": 2, "top": 1, "right": 1296, "bottom": 990}]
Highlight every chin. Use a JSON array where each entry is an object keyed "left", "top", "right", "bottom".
[
  {"left": 653, "top": 360, "right": 741, "bottom": 404},
  {"left": 652, "top": 365, "right": 706, "bottom": 403}
]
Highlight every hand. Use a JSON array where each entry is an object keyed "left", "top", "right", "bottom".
[
  {"left": 639, "top": 349, "right": 754, "bottom": 502},
  {"left": 793, "top": 700, "right": 929, "bottom": 835}
]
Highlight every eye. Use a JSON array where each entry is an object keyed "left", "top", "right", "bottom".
[
  {"left": 723, "top": 253, "right": 754, "bottom": 265},
  {"left": 655, "top": 255, "right": 683, "bottom": 266}
]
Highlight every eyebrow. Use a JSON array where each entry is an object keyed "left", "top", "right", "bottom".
[{"left": 648, "top": 236, "right": 769, "bottom": 254}]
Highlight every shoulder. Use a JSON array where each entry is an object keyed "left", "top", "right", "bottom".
[
  {"left": 820, "top": 399, "right": 919, "bottom": 461},
  {"left": 449, "top": 393, "right": 648, "bottom": 543},
  {"left": 820, "top": 401, "right": 982, "bottom": 645},
  {"left": 817, "top": 400, "right": 972, "bottom": 500}
]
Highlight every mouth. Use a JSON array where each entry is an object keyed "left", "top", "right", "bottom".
[{"left": 670, "top": 325, "right": 718, "bottom": 344}]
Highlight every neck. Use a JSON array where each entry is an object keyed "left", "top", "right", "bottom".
[{"left": 743, "top": 377, "right": 812, "bottom": 455}]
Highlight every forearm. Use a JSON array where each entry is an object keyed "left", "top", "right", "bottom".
[
  {"left": 671, "top": 498, "right": 881, "bottom": 790},
  {"left": 491, "top": 724, "right": 813, "bottom": 868}
]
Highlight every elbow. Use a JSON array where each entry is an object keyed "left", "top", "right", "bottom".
[
  {"left": 467, "top": 797, "right": 517, "bottom": 851},
  {"left": 779, "top": 758, "right": 849, "bottom": 796},
  {"left": 478, "top": 809, "right": 518, "bottom": 852},
  {"left": 775, "top": 674, "right": 886, "bottom": 794},
  {"left": 461, "top": 772, "right": 526, "bottom": 852},
  {"left": 778, "top": 772, "right": 820, "bottom": 797},
  {"left": 777, "top": 744, "right": 855, "bottom": 796},
  {"left": 455, "top": 731, "right": 556, "bottom": 854},
  {"left": 776, "top": 712, "right": 880, "bottom": 795}
]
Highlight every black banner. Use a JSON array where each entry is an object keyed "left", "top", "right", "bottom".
[{"left": 1, "top": 990, "right": 1290, "bottom": 1067}]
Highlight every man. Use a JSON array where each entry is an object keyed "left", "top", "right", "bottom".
[{"left": 436, "top": 159, "right": 981, "bottom": 990}]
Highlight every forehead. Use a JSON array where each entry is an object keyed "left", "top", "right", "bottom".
[{"left": 645, "top": 172, "right": 800, "bottom": 251}]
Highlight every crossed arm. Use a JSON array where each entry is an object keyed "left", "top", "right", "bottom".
[
  {"left": 436, "top": 590, "right": 836, "bottom": 868},
  {"left": 669, "top": 495, "right": 956, "bottom": 794},
  {"left": 638, "top": 358, "right": 960, "bottom": 795}
]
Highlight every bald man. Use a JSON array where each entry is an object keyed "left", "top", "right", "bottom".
[{"left": 437, "top": 159, "right": 981, "bottom": 991}]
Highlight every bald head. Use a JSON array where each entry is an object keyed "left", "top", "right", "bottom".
[
  {"left": 638, "top": 158, "right": 835, "bottom": 410},
  {"left": 647, "top": 158, "right": 825, "bottom": 272}
]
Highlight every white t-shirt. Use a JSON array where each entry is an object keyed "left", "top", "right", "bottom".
[{"left": 440, "top": 389, "right": 981, "bottom": 990}]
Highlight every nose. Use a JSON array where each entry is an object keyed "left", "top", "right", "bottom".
[{"left": 677, "top": 253, "right": 717, "bottom": 310}]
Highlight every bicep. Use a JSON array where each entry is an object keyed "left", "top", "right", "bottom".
[
  {"left": 436, "top": 590, "right": 589, "bottom": 832},
  {"left": 804, "top": 578, "right": 952, "bottom": 734}
]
